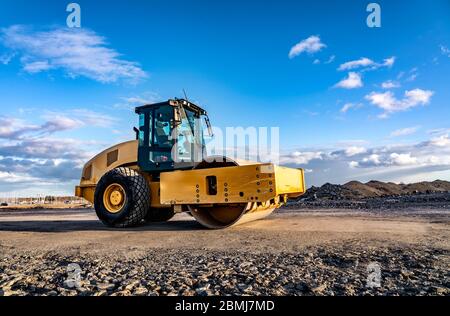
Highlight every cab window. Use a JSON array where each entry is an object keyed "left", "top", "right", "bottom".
[
  {"left": 153, "top": 107, "right": 173, "bottom": 148},
  {"left": 138, "top": 113, "right": 145, "bottom": 146}
]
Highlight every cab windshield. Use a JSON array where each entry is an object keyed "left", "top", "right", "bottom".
[{"left": 175, "top": 106, "right": 204, "bottom": 162}]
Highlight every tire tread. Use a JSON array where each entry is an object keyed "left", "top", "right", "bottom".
[{"left": 95, "top": 167, "right": 150, "bottom": 228}]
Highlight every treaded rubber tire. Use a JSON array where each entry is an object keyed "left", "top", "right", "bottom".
[
  {"left": 94, "top": 167, "right": 150, "bottom": 228},
  {"left": 145, "top": 207, "right": 175, "bottom": 223}
]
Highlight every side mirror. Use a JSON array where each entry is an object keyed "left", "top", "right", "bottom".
[{"left": 133, "top": 127, "right": 139, "bottom": 140}]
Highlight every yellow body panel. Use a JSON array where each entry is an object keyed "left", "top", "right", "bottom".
[
  {"left": 79, "top": 140, "right": 138, "bottom": 187},
  {"left": 75, "top": 140, "right": 139, "bottom": 203},
  {"left": 160, "top": 163, "right": 305, "bottom": 205},
  {"left": 76, "top": 186, "right": 95, "bottom": 204},
  {"left": 274, "top": 166, "right": 305, "bottom": 198},
  {"left": 149, "top": 181, "right": 171, "bottom": 208}
]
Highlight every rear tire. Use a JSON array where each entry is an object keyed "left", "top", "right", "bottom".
[
  {"left": 94, "top": 167, "right": 150, "bottom": 228},
  {"left": 145, "top": 207, "right": 175, "bottom": 222}
]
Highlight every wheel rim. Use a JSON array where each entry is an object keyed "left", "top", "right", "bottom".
[{"left": 103, "top": 183, "right": 126, "bottom": 213}]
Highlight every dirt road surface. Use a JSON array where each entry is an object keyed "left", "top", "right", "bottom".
[{"left": 0, "top": 208, "right": 448, "bottom": 296}]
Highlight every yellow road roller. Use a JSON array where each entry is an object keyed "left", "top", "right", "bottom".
[{"left": 75, "top": 99, "right": 305, "bottom": 229}]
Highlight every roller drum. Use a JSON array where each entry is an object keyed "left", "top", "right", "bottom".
[{"left": 188, "top": 202, "right": 276, "bottom": 229}]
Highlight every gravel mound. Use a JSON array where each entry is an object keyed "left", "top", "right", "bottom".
[
  {"left": 287, "top": 192, "right": 450, "bottom": 210},
  {"left": 293, "top": 180, "right": 450, "bottom": 209},
  {"left": 302, "top": 180, "right": 450, "bottom": 201}
]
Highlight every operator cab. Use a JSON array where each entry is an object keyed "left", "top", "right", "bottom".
[{"left": 135, "top": 99, "right": 212, "bottom": 172}]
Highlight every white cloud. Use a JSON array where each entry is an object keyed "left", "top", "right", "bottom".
[
  {"left": 0, "top": 109, "right": 116, "bottom": 143},
  {"left": 0, "top": 110, "right": 117, "bottom": 195},
  {"left": 365, "top": 89, "right": 434, "bottom": 117},
  {"left": 325, "top": 55, "right": 335, "bottom": 64},
  {"left": 288, "top": 35, "right": 326, "bottom": 59},
  {"left": 336, "top": 139, "right": 369, "bottom": 147},
  {"left": 390, "top": 126, "right": 420, "bottom": 137},
  {"left": 363, "top": 154, "right": 381, "bottom": 165},
  {"left": 281, "top": 135, "right": 450, "bottom": 186},
  {"left": 340, "top": 102, "right": 362, "bottom": 113},
  {"left": 427, "top": 128, "right": 450, "bottom": 136},
  {"left": 407, "top": 73, "right": 418, "bottom": 82},
  {"left": 0, "top": 171, "right": 37, "bottom": 184},
  {"left": 345, "top": 146, "right": 367, "bottom": 157},
  {"left": 23, "top": 60, "right": 51, "bottom": 73},
  {"left": 312, "top": 55, "right": 335, "bottom": 65},
  {"left": 280, "top": 151, "right": 323, "bottom": 165},
  {"left": 405, "top": 89, "right": 433, "bottom": 104},
  {"left": 114, "top": 92, "right": 161, "bottom": 110},
  {"left": 0, "top": 114, "right": 87, "bottom": 139},
  {"left": 123, "top": 96, "right": 153, "bottom": 104},
  {"left": 440, "top": 45, "right": 450, "bottom": 57},
  {"left": 389, "top": 153, "right": 417, "bottom": 166},
  {"left": 40, "top": 109, "right": 117, "bottom": 129},
  {"left": 429, "top": 134, "right": 450, "bottom": 147},
  {"left": 338, "top": 56, "right": 395, "bottom": 71},
  {"left": 0, "top": 117, "right": 37, "bottom": 139},
  {"left": 338, "top": 57, "right": 374, "bottom": 71},
  {"left": 0, "top": 137, "right": 95, "bottom": 160},
  {"left": 381, "top": 80, "right": 400, "bottom": 89},
  {"left": 0, "top": 53, "right": 14, "bottom": 65},
  {"left": 334, "top": 72, "right": 363, "bottom": 89},
  {"left": 1, "top": 25, "right": 147, "bottom": 83},
  {"left": 365, "top": 91, "right": 397, "bottom": 114},
  {"left": 383, "top": 57, "right": 396, "bottom": 68},
  {"left": 71, "top": 109, "right": 117, "bottom": 128},
  {"left": 340, "top": 103, "right": 353, "bottom": 113},
  {"left": 405, "top": 68, "right": 419, "bottom": 82},
  {"left": 42, "top": 115, "right": 84, "bottom": 133}
]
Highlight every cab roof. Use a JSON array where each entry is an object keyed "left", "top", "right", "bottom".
[{"left": 135, "top": 99, "right": 207, "bottom": 115}]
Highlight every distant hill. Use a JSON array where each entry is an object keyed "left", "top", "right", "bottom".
[{"left": 302, "top": 180, "right": 450, "bottom": 201}]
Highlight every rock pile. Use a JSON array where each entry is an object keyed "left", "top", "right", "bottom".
[
  {"left": 301, "top": 180, "right": 450, "bottom": 201},
  {"left": 293, "top": 180, "right": 450, "bottom": 209}
]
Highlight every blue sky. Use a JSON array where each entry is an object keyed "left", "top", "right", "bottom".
[{"left": 0, "top": 0, "right": 449, "bottom": 196}]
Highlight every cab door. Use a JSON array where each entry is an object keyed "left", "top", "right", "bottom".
[{"left": 137, "top": 106, "right": 175, "bottom": 172}]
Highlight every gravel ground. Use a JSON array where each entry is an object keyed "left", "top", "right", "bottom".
[
  {"left": 0, "top": 207, "right": 449, "bottom": 296},
  {"left": 0, "top": 243, "right": 448, "bottom": 296}
]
